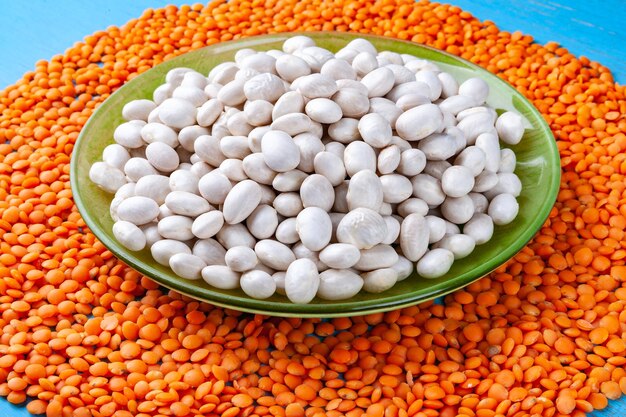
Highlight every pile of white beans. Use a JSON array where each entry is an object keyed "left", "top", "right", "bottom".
[{"left": 89, "top": 36, "right": 524, "bottom": 304}]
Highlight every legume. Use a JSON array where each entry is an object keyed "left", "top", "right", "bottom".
[{"left": 0, "top": 0, "right": 625, "bottom": 416}]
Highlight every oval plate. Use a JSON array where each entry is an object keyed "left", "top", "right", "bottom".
[{"left": 71, "top": 32, "right": 560, "bottom": 317}]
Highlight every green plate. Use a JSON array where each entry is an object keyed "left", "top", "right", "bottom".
[{"left": 71, "top": 32, "right": 560, "bottom": 317}]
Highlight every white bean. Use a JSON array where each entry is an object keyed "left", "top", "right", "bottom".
[
  {"left": 123, "top": 99, "right": 157, "bottom": 121},
  {"left": 347, "top": 170, "right": 383, "bottom": 211},
  {"left": 170, "top": 253, "right": 206, "bottom": 280},
  {"left": 261, "top": 130, "right": 300, "bottom": 172},
  {"left": 400, "top": 213, "right": 429, "bottom": 262},
  {"left": 300, "top": 174, "right": 335, "bottom": 211},
  {"left": 285, "top": 258, "right": 320, "bottom": 304},
  {"left": 416, "top": 248, "right": 454, "bottom": 278},
  {"left": 165, "top": 191, "right": 212, "bottom": 217},
  {"left": 198, "top": 171, "right": 232, "bottom": 205},
  {"left": 169, "top": 170, "right": 199, "bottom": 194},
  {"left": 272, "top": 170, "right": 307, "bottom": 192},
  {"left": 255, "top": 240, "right": 295, "bottom": 271},
  {"left": 117, "top": 196, "right": 160, "bottom": 225},
  {"left": 158, "top": 215, "right": 194, "bottom": 241},
  {"left": 380, "top": 174, "right": 412, "bottom": 204},
  {"left": 102, "top": 144, "right": 131, "bottom": 171},
  {"left": 275, "top": 218, "right": 299, "bottom": 244},
  {"left": 321, "top": 58, "right": 357, "bottom": 80},
  {"left": 202, "top": 265, "right": 240, "bottom": 289},
  {"left": 354, "top": 244, "right": 398, "bottom": 271},
  {"left": 332, "top": 89, "right": 369, "bottom": 118},
  {"left": 344, "top": 141, "right": 376, "bottom": 177},
  {"left": 192, "top": 211, "right": 224, "bottom": 239},
  {"left": 318, "top": 243, "right": 361, "bottom": 269},
  {"left": 434, "top": 234, "right": 475, "bottom": 259},
  {"left": 397, "top": 198, "right": 429, "bottom": 218},
  {"left": 293, "top": 73, "right": 338, "bottom": 98},
  {"left": 361, "top": 67, "right": 395, "bottom": 97},
  {"left": 411, "top": 174, "right": 445, "bottom": 206},
  {"left": 223, "top": 180, "right": 262, "bottom": 225},
  {"left": 296, "top": 207, "right": 332, "bottom": 251},
  {"left": 151, "top": 239, "right": 191, "bottom": 266},
  {"left": 317, "top": 269, "right": 363, "bottom": 300},
  {"left": 441, "top": 166, "right": 475, "bottom": 197},
  {"left": 314, "top": 152, "right": 346, "bottom": 186},
  {"left": 114, "top": 121, "right": 145, "bottom": 148},
  {"left": 305, "top": 98, "right": 343, "bottom": 124},
  {"left": 193, "top": 239, "right": 227, "bottom": 265},
  {"left": 240, "top": 270, "right": 276, "bottom": 299},
  {"left": 362, "top": 268, "right": 397, "bottom": 293},
  {"left": 336, "top": 208, "right": 387, "bottom": 249},
  {"left": 89, "top": 162, "right": 127, "bottom": 193},
  {"left": 225, "top": 246, "right": 259, "bottom": 272},
  {"left": 273, "top": 192, "right": 303, "bottom": 217},
  {"left": 358, "top": 113, "right": 392, "bottom": 148},
  {"left": 488, "top": 193, "right": 519, "bottom": 225},
  {"left": 246, "top": 205, "right": 278, "bottom": 239},
  {"left": 395, "top": 103, "right": 443, "bottom": 142},
  {"left": 112, "top": 221, "right": 147, "bottom": 251},
  {"left": 391, "top": 256, "right": 413, "bottom": 281}
]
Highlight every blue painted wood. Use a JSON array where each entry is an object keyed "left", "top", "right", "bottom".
[{"left": 0, "top": 1, "right": 625, "bottom": 416}]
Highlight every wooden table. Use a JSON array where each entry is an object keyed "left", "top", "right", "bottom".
[{"left": 0, "top": 1, "right": 624, "bottom": 416}]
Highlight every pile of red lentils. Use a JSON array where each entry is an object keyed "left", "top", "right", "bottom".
[{"left": 1, "top": 1, "right": 626, "bottom": 416}]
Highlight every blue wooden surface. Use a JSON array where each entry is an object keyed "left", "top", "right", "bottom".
[{"left": 0, "top": 1, "right": 625, "bottom": 416}]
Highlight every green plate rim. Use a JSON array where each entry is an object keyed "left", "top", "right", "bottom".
[{"left": 70, "top": 32, "right": 560, "bottom": 317}]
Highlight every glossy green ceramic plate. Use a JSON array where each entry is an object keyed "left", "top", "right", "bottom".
[{"left": 71, "top": 32, "right": 560, "bottom": 317}]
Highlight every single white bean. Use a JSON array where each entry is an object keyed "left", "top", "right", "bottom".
[
  {"left": 225, "top": 246, "right": 259, "bottom": 272},
  {"left": 296, "top": 207, "right": 332, "bottom": 251},
  {"left": 112, "top": 221, "right": 147, "bottom": 251},
  {"left": 165, "top": 191, "right": 212, "bottom": 217},
  {"left": 151, "top": 239, "right": 191, "bottom": 266},
  {"left": 222, "top": 180, "right": 263, "bottom": 225},
  {"left": 380, "top": 174, "right": 413, "bottom": 204},
  {"left": 202, "top": 265, "right": 241, "bottom": 289},
  {"left": 192, "top": 211, "right": 224, "bottom": 239},
  {"left": 305, "top": 98, "right": 343, "bottom": 124},
  {"left": 362, "top": 268, "right": 397, "bottom": 293},
  {"left": 434, "top": 234, "right": 476, "bottom": 259},
  {"left": 273, "top": 192, "right": 303, "bottom": 217},
  {"left": 416, "top": 248, "right": 454, "bottom": 278},
  {"left": 198, "top": 171, "right": 232, "bottom": 205},
  {"left": 347, "top": 170, "right": 383, "bottom": 212},
  {"left": 400, "top": 213, "right": 429, "bottom": 262},
  {"left": 193, "top": 239, "right": 227, "bottom": 265},
  {"left": 336, "top": 208, "right": 387, "bottom": 249},
  {"left": 261, "top": 130, "right": 300, "bottom": 172},
  {"left": 285, "top": 258, "right": 320, "bottom": 304},
  {"left": 488, "top": 193, "right": 519, "bottom": 225},
  {"left": 353, "top": 244, "right": 398, "bottom": 271},
  {"left": 158, "top": 215, "right": 194, "bottom": 241},
  {"left": 117, "top": 196, "right": 160, "bottom": 225},
  {"left": 441, "top": 166, "right": 475, "bottom": 197},
  {"left": 344, "top": 141, "right": 376, "bottom": 177},
  {"left": 300, "top": 174, "right": 335, "bottom": 211},
  {"left": 395, "top": 103, "right": 443, "bottom": 142},
  {"left": 255, "top": 240, "right": 295, "bottom": 271},
  {"left": 318, "top": 243, "right": 361, "bottom": 269},
  {"left": 170, "top": 253, "right": 206, "bottom": 280},
  {"left": 240, "top": 270, "right": 276, "bottom": 299},
  {"left": 246, "top": 204, "right": 278, "bottom": 239},
  {"left": 89, "top": 162, "right": 127, "bottom": 193},
  {"left": 317, "top": 269, "right": 363, "bottom": 300}
]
